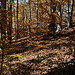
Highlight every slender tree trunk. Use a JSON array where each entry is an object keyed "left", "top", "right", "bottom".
[
  {"left": 59, "top": 5, "right": 62, "bottom": 29},
  {"left": 39, "top": 0, "right": 42, "bottom": 32},
  {"left": 16, "top": 0, "right": 20, "bottom": 39},
  {"left": 22, "top": 8, "right": 25, "bottom": 37},
  {"left": 36, "top": 0, "right": 38, "bottom": 34},
  {"left": 74, "top": 47, "right": 75, "bottom": 66},
  {"left": 13, "top": 0, "right": 16, "bottom": 41},
  {"left": 7, "top": 2, "right": 10, "bottom": 42},
  {"left": 40, "top": 0, "right": 42, "bottom": 29},
  {"left": 8, "top": 0, "right": 12, "bottom": 43},
  {"left": 46, "top": 0, "right": 48, "bottom": 29},
  {"left": 25, "top": 2, "right": 27, "bottom": 36},
  {"left": 24, "top": 0, "right": 26, "bottom": 36},
  {"left": 28, "top": 0, "right": 31, "bottom": 35},
  {"left": 25, "top": 10, "right": 27, "bottom": 24},
  {"left": 29, "top": 0, "right": 31, "bottom": 24},
  {"left": 70, "top": 0, "right": 74, "bottom": 27},
  {"left": 0, "top": 0, "right": 1, "bottom": 40},
  {"left": 48, "top": 1, "right": 56, "bottom": 34},
  {"left": 48, "top": 0, "right": 51, "bottom": 32}
]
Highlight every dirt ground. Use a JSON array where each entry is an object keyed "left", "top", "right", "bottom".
[{"left": 1, "top": 19, "right": 74, "bottom": 75}]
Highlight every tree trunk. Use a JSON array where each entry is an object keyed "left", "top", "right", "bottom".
[
  {"left": 1, "top": 0, "right": 6, "bottom": 73},
  {"left": 70, "top": 0, "right": 74, "bottom": 27},
  {"left": 36, "top": 0, "right": 38, "bottom": 34},
  {"left": 8, "top": 0, "right": 12, "bottom": 43},
  {"left": 13, "top": 0, "right": 16, "bottom": 41},
  {"left": 56, "top": 4, "right": 61, "bottom": 32},
  {"left": 28, "top": 0, "right": 31, "bottom": 35},
  {"left": 1, "top": 0, "right": 6, "bottom": 40},
  {"left": 16, "top": 0, "right": 20, "bottom": 39},
  {"left": 48, "top": 1, "right": 56, "bottom": 34},
  {"left": 22, "top": 8, "right": 25, "bottom": 37}
]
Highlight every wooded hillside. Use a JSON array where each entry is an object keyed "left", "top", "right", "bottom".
[{"left": 0, "top": 0, "right": 75, "bottom": 75}]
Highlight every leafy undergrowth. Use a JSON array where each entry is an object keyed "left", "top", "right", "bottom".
[{"left": 1, "top": 26, "right": 75, "bottom": 75}]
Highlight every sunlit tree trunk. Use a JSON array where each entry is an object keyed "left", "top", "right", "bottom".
[
  {"left": 65, "top": 2, "right": 70, "bottom": 28},
  {"left": 56, "top": 4, "right": 62, "bottom": 32},
  {"left": 64, "top": 0, "right": 70, "bottom": 29},
  {"left": 63, "top": 0, "right": 73, "bottom": 29}
]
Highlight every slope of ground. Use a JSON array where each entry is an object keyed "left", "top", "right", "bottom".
[{"left": 1, "top": 22, "right": 75, "bottom": 75}]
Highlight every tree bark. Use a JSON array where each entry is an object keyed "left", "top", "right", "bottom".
[
  {"left": 16, "top": 0, "right": 20, "bottom": 39},
  {"left": 36, "top": 0, "right": 38, "bottom": 34},
  {"left": 1, "top": 0, "right": 6, "bottom": 73},
  {"left": 28, "top": 0, "right": 31, "bottom": 35},
  {"left": 8, "top": 0, "right": 12, "bottom": 43},
  {"left": 70, "top": 0, "right": 74, "bottom": 27},
  {"left": 1, "top": 0, "right": 6, "bottom": 40}
]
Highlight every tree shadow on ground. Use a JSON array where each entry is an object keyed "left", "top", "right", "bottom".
[
  {"left": 5, "top": 27, "right": 75, "bottom": 55},
  {"left": 7, "top": 34, "right": 74, "bottom": 55},
  {"left": 6, "top": 45, "right": 36, "bottom": 55},
  {"left": 50, "top": 42, "right": 74, "bottom": 50},
  {"left": 27, "top": 52, "right": 57, "bottom": 65},
  {"left": 54, "top": 30, "right": 75, "bottom": 39},
  {"left": 3, "top": 57, "right": 75, "bottom": 75},
  {"left": 3, "top": 62, "right": 43, "bottom": 75},
  {"left": 47, "top": 65, "right": 75, "bottom": 75},
  {"left": 5, "top": 63, "right": 31, "bottom": 75},
  {"left": 42, "top": 30, "right": 75, "bottom": 41}
]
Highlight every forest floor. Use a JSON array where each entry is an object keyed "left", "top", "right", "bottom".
[
  {"left": 0, "top": 8, "right": 75, "bottom": 75},
  {"left": 1, "top": 21, "right": 75, "bottom": 75}
]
